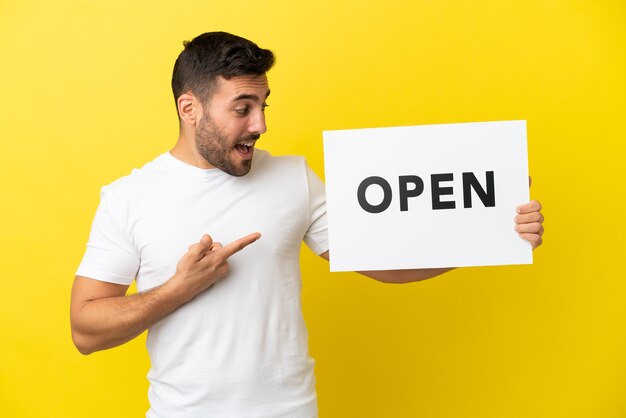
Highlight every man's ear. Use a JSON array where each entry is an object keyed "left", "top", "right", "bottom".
[{"left": 177, "top": 93, "right": 202, "bottom": 126}]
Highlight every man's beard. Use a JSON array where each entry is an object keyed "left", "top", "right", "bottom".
[{"left": 195, "top": 114, "right": 259, "bottom": 177}]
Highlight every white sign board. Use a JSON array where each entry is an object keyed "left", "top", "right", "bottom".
[{"left": 323, "top": 120, "right": 532, "bottom": 272}]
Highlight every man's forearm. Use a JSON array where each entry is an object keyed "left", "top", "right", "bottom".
[
  {"left": 70, "top": 277, "right": 190, "bottom": 355},
  {"left": 318, "top": 251, "right": 454, "bottom": 283},
  {"left": 358, "top": 267, "right": 455, "bottom": 284},
  {"left": 71, "top": 233, "right": 261, "bottom": 355}
]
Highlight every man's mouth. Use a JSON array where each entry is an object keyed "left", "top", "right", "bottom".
[{"left": 234, "top": 140, "right": 256, "bottom": 159}]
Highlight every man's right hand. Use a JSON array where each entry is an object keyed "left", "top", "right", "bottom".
[
  {"left": 170, "top": 233, "right": 262, "bottom": 300},
  {"left": 70, "top": 232, "right": 261, "bottom": 354}
]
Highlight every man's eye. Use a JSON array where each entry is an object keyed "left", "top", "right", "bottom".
[
  {"left": 262, "top": 103, "right": 270, "bottom": 112},
  {"left": 235, "top": 106, "right": 249, "bottom": 115}
]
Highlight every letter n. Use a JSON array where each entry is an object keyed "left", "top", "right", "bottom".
[{"left": 462, "top": 171, "right": 495, "bottom": 208}]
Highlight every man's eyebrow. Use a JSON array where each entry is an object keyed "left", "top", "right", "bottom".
[{"left": 232, "top": 90, "right": 271, "bottom": 102}]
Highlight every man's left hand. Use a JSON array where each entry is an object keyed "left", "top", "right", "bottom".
[{"left": 515, "top": 200, "right": 544, "bottom": 250}]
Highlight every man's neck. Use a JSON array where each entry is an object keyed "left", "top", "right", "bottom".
[{"left": 170, "top": 131, "right": 215, "bottom": 169}]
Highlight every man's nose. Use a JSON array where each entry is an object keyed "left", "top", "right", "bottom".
[{"left": 248, "top": 110, "right": 267, "bottom": 135}]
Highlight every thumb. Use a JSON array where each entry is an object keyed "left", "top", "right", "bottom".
[
  {"left": 189, "top": 234, "right": 213, "bottom": 260},
  {"left": 200, "top": 234, "right": 213, "bottom": 249}
]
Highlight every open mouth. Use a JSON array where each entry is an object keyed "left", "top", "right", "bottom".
[{"left": 234, "top": 140, "right": 256, "bottom": 159}]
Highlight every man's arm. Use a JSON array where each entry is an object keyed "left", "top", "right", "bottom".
[
  {"left": 70, "top": 233, "right": 260, "bottom": 355},
  {"left": 317, "top": 251, "right": 454, "bottom": 283},
  {"left": 318, "top": 200, "right": 544, "bottom": 284}
]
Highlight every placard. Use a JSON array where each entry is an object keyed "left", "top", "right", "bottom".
[{"left": 322, "top": 120, "right": 532, "bottom": 272}]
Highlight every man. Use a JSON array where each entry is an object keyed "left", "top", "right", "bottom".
[{"left": 71, "top": 32, "right": 544, "bottom": 417}]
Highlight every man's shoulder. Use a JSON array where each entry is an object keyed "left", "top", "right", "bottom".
[
  {"left": 101, "top": 153, "right": 171, "bottom": 197},
  {"left": 253, "top": 149, "right": 306, "bottom": 173}
]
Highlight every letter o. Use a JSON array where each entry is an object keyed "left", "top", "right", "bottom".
[{"left": 357, "top": 176, "right": 392, "bottom": 214}]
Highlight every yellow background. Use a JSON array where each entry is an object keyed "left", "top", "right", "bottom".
[{"left": 1, "top": 1, "right": 625, "bottom": 417}]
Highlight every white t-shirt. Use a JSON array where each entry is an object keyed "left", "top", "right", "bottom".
[{"left": 77, "top": 150, "right": 328, "bottom": 418}]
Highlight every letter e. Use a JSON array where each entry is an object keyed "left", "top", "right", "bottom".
[{"left": 431, "top": 173, "right": 455, "bottom": 210}]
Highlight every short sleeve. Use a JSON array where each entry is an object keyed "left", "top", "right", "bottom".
[
  {"left": 75, "top": 187, "right": 140, "bottom": 285},
  {"left": 303, "top": 164, "right": 329, "bottom": 255}
]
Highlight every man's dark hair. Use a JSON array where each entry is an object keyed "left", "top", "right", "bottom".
[{"left": 172, "top": 31, "right": 275, "bottom": 109}]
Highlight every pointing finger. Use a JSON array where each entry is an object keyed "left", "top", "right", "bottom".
[{"left": 220, "top": 233, "right": 262, "bottom": 258}]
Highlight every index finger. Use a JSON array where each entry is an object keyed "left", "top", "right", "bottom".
[{"left": 220, "top": 232, "right": 262, "bottom": 258}]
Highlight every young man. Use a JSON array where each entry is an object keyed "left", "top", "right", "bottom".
[{"left": 71, "top": 32, "right": 544, "bottom": 417}]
